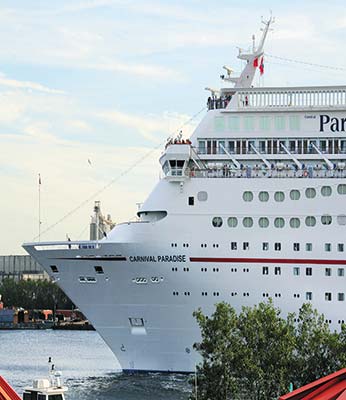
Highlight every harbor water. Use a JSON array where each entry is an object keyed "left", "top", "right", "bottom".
[{"left": 0, "top": 330, "right": 190, "bottom": 400}]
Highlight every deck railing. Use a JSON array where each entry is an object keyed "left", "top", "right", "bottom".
[{"left": 232, "top": 86, "right": 346, "bottom": 110}]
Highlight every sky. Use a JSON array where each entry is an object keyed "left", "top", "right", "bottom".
[{"left": 2, "top": 0, "right": 346, "bottom": 254}]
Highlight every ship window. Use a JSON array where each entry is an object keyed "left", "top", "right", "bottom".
[
  {"left": 306, "top": 243, "right": 313, "bottom": 251},
  {"left": 228, "top": 116, "right": 240, "bottom": 131},
  {"left": 275, "top": 116, "right": 286, "bottom": 130},
  {"left": 306, "top": 292, "right": 312, "bottom": 301},
  {"left": 259, "top": 140, "right": 266, "bottom": 153},
  {"left": 305, "top": 188, "right": 316, "bottom": 199},
  {"left": 290, "top": 190, "right": 300, "bottom": 200},
  {"left": 321, "top": 186, "right": 332, "bottom": 196},
  {"left": 289, "top": 115, "right": 300, "bottom": 131},
  {"left": 214, "top": 116, "right": 225, "bottom": 132},
  {"left": 94, "top": 266, "right": 104, "bottom": 274},
  {"left": 198, "top": 141, "right": 206, "bottom": 154},
  {"left": 338, "top": 293, "right": 345, "bottom": 301},
  {"left": 293, "top": 243, "right": 300, "bottom": 251},
  {"left": 274, "top": 191, "right": 285, "bottom": 202},
  {"left": 227, "top": 217, "right": 238, "bottom": 228},
  {"left": 325, "top": 243, "right": 332, "bottom": 252},
  {"left": 274, "top": 267, "right": 281, "bottom": 275},
  {"left": 244, "top": 116, "right": 255, "bottom": 131},
  {"left": 50, "top": 265, "right": 59, "bottom": 273},
  {"left": 259, "top": 116, "right": 271, "bottom": 131},
  {"left": 258, "top": 217, "right": 269, "bottom": 228},
  {"left": 337, "top": 184, "right": 346, "bottom": 194},
  {"left": 212, "top": 217, "right": 223, "bottom": 227},
  {"left": 306, "top": 267, "right": 312, "bottom": 276},
  {"left": 337, "top": 215, "right": 346, "bottom": 225},
  {"left": 338, "top": 243, "right": 344, "bottom": 252},
  {"left": 274, "top": 217, "right": 285, "bottom": 228},
  {"left": 243, "top": 191, "right": 253, "bottom": 201},
  {"left": 274, "top": 242, "right": 281, "bottom": 251},
  {"left": 325, "top": 292, "right": 332, "bottom": 301},
  {"left": 230, "top": 242, "right": 237, "bottom": 250},
  {"left": 188, "top": 196, "right": 194, "bottom": 206},
  {"left": 338, "top": 268, "right": 344, "bottom": 277},
  {"left": 86, "top": 277, "right": 97, "bottom": 283},
  {"left": 289, "top": 140, "right": 296, "bottom": 152},
  {"left": 321, "top": 215, "right": 332, "bottom": 225},
  {"left": 325, "top": 267, "right": 332, "bottom": 276},
  {"left": 262, "top": 266, "right": 269, "bottom": 275},
  {"left": 293, "top": 267, "right": 300, "bottom": 276},
  {"left": 243, "top": 242, "right": 249, "bottom": 250},
  {"left": 197, "top": 191, "right": 208, "bottom": 201},
  {"left": 129, "top": 317, "right": 144, "bottom": 327},
  {"left": 290, "top": 218, "right": 300, "bottom": 228},
  {"left": 79, "top": 276, "right": 86, "bottom": 283},
  {"left": 228, "top": 141, "right": 235, "bottom": 153},
  {"left": 262, "top": 242, "right": 269, "bottom": 251},
  {"left": 305, "top": 216, "right": 316, "bottom": 227},
  {"left": 242, "top": 217, "right": 253, "bottom": 228},
  {"left": 258, "top": 191, "right": 269, "bottom": 202}
]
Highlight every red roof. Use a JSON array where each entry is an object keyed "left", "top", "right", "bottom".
[
  {"left": 279, "top": 369, "right": 346, "bottom": 400},
  {"left": 0, "top": 376, "right": 21, "bottom": 400}
]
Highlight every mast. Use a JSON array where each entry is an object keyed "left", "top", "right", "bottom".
[{"left": 225, "top": 16, "right": 274, "bottom": 88}]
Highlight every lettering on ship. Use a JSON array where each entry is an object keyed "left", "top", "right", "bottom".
[{"left": 129, "top": 255, "right": 186, "bottom": 262}]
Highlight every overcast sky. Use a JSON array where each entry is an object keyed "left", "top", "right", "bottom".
[{"left": 2, "top": 0, "right": 346, "bottom": 254}]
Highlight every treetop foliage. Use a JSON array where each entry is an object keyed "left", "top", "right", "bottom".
[{"left": 192, "top": 301, "right": 346, "bottom": 400}]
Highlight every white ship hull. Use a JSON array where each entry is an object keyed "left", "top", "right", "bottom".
[{"left": 24, "top": 177, "right": 346, "bottom": 372}]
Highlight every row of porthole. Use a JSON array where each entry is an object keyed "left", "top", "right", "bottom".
[
  {"left": 212, "top": 214, "right": 345, "bottom": 228},
  {"left": 243, "top": 184, "right": 346, "bottom": 202}
]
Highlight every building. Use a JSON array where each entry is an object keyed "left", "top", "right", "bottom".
[
  {"left": 89, "top": 200, "right": 116, "bottom": 240},
  {"left": 0, "top": 255, "right": 48, "bottom": 281}
]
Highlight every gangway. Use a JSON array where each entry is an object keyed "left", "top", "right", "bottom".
[{"left": 0, "top": 376, "right": 21, "bottom": 400}]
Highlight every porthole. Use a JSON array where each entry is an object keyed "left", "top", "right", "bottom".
[
  {"left": 258, "top": 191, "right": 269, "bottom": 202},
  {"left": 338, "top": 184, "right": 346, "bottom": 195},
  {"left": 197, "top": 191, "right": 208, "bottom": 201},
  {"left": 243, "top": 191, "right": 254, "bottom": 202},
  {"left": 321, "top": 215, "right": 332, "bottom": 225},
  {"left": 242, "top": 217, "right": 253, "bottom": 228},
  {"left": 227, "top": 217, "right": 238, "bottom": 228},
  {"left": 290, "top": 190, "right": 300, "bottom": 200},
  {"left": 258, "top": 217, "right": 269, "bottom": 228},
  {"left": 305, "top": 216, "right": 316, "bottom": 227},
  {"left": 274, "top": 217, "right": 285, "bottom": 228},
  {"left": 212, "top": 217, "right": 223, "bottom": 227},
  {"left": 321, "top": 186, "right": 332, "bottom": 196},
  {"left": 290, "top": 218, "right": 300, "bottom": 228},
  {"left": 337, "top": 215, "right": 346, "bottom": 226},
  {"left": 305, "top": 188, "right": 316, "bottom": 198},
  {"left": 274, "top": 191, "right": 285, "bottom": 202}
]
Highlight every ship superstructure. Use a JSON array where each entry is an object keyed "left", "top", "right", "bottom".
[{"left": 23, "top": 18, "right": 346, "bottom": 373}]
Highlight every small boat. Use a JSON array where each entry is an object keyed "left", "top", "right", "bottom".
[
  {"left": 0, "top": 358, "right": 68, "bottom": 400},
  {"left": 22, "top": 358, "right": 68, "bottom": 400}
]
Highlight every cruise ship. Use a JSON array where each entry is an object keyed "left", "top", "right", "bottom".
[{"left": 24, "top": 18, "right": 346, "bottom": 373}]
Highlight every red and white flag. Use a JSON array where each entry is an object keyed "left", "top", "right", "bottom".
[
  {"left": 259, "top": 57, "right": 264, "bottom": 75},
  {"left": 253, "top": 57, "right": 259, "bottom": 68}
]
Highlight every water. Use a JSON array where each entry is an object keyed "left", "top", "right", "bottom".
[{"left": 0, "top": 330, "right": 191, "bottom": 400}]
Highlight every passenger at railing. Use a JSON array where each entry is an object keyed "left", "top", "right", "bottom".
[{"left": 207, "top": 96, "right": 212, "bottom": 109}]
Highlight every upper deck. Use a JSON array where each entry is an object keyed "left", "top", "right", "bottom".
[{"left": 208, "top": 86, "right": 346, "bottom": 112}]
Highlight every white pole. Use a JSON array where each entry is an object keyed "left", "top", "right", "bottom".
[{"left": 38, "top": 173, "right": 41, "bottom": 241}]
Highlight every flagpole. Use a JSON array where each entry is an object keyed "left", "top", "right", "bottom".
[{"left": 38, "top": 173, "right": 41, "bottom": 242}]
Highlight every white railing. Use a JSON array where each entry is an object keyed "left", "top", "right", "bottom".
[{"left": 232, "top": 86, "right": 346, "bottom": 110}]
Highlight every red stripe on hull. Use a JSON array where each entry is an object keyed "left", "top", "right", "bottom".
[{"left": 189, "top": 257, "right": 346, "bottom": 265}]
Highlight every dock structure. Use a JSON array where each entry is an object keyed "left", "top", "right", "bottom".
[{"left": 0, "top": 376, "right": 21, "bottom": 400}]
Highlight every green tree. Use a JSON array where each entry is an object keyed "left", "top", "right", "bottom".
[
  {"left": 0, "top": 278, "right": 74, "bottom": 310},
  {"left": 192, "top": 302, "right": 242, "bottom": 400},
  {"left": 192, "top": 301, "right": 346, "bottom": 400},
  {"left": 291, "top": 303, "right": 342, "bottom": 388},
  {"left": 237, "top": 301, "right": 295, "bottom": 400}
]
